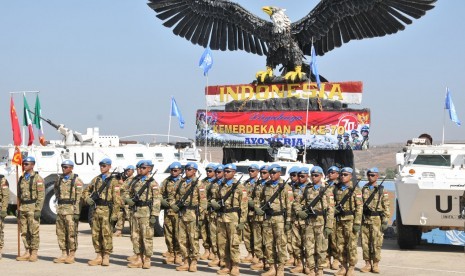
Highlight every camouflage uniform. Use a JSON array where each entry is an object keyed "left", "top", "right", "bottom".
[
  {"left": 84, "top": 174, "right": 120, "bottom": 255},
  {"left": 334, "top": 181, "right": 362, "bottom": 273},
  {"left": 160, "top": 175, "right": 181, "bottom": 258},
  {"left": 0, "top": 175, "right": 9, "bottom": 257},
  {"left": 215, "top": 178, "right": 248, "bottom": 270},
  {"left": 250, "top": 179, "right": 267, "bottom": 268},
  {"left": 199, "top": 177, "right": 212, "bottom": 256},
  {"left": 18, "top": 171, "right": 45, "bottom": 253},
  {"left": 242, "top": 177, "right": 258, "bottom": 257},
  {"left": 175, "top": 176, "right": 207, "bottom": 263},
  {"left": 126, "top": 176, "right": 161, "bottom": 258},
  {"left": 323, "top": 180, "right": 338, "bottom": 267},
  {"left": 290, "top": 181, "right": 307, "bottom": 268},
  {"left": 361, "top": 183, "right": 390, "bottom": 264},
  {"left": 115, "top": 175, "right": 135, "bottom": 233},
  {"left": 54, "top": 173, "right": 83, "bottom": 252},
  {"left": 260, "top": 179, "right": 292, "bottom": 270},
  {"left": 206, "top": 177, "right": 221, "bottom": 265}
]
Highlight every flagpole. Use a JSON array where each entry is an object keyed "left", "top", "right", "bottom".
[
  {"left": 16, "top": 164, "right": 20, "bottom": 257},
  {"left": 204, "top": 75, "right": 209, "bottom": 162},
  {"left": 303, "top": 40, "right": 314, "bottom": 164},
  {"left": 168, "top": 96, "right": 173, "bottom": 144},
  {"left": 442, "top": 87, "right": 447, "bottom": 145}
]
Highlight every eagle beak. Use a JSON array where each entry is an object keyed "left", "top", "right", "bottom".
[{"left": 262, "top": 6, "right": 273, "bottom": 16}]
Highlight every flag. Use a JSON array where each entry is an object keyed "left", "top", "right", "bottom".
[
  {"left": 171, "top": 97, "right": 185, "bottom": 128},
  {"left": 445, "top": 88, "right": 461, "bottom": 126},
  {"left": 310, "top": 45, "right": 321, "bottom": 90},
  {"left": 10, "top": 96, "right": 22, "bottom": 146},
  {"left": 33, "top": 94, "right": 46, "bottom": 146},
  {"left": 23, "top": 95, "right": 35, "bottom": 146},
  {"left": 12, "top": 146, "right": 22, "bottom": 166},
  {"left": 199, "top": 47, "right": 213, "bottom": 76}
]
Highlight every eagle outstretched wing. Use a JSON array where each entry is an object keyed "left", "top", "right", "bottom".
[
  {"left": 291, "top": 0, "right": 437, "bottom": 56},
  {"left": 148, "top": 0, "right": 273, "bottom": 56}
]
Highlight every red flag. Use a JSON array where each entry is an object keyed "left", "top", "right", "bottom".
[
  {"left": 12, "top": 146, "right": 22, "bottom": 166},
  {"left": 10, "top": 97, "right": 22, "bottom": 146}
]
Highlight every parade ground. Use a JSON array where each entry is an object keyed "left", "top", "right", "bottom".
[{"left": 1, "top": 217, "right": 465, "bottom": 275}]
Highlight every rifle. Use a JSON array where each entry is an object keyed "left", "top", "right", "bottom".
[
  {"left": 218, "top": 175, "right": 244, "bottom": 211},
  {"left": 362, "top": 176, "right": 387, "bottom": 220},
  {"left": 131, "top": 169, "right": 158, "bottom": 208},
  {"left": 304, "top": 184, "right": 330, "bottom": 218},
  {"left": 90, "top": 168, "right": 118, "bottom": 204},
  {"left": 175, "top": 173, "right": 202, "bottom": 211},
  {"left": 334, "top": 178, "right": 362, "bottom": 222},
  {"left": 259, "top": 177, "right": 290, "bottom": 219}
]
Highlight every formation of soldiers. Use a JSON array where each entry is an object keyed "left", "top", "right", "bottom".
[{"left": 0, "top": 157, "right": 391, "bottom": 276}]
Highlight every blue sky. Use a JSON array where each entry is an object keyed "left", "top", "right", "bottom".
[{"left": 1, "top": 0, "right": 464, "bottom": 146}]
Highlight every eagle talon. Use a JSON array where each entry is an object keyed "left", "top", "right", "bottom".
[
  {"left": 256, "top": 67, "right": 274, "bottom": 83},
  {"left": 284, "top": 66, "right": 304, "bottom": 82}
]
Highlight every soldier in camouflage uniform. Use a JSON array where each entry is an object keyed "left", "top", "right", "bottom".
[
  {"left": 53, "top": 160, "right": 83, "bottom": 264},
  {"left": 0, "top": 173, "right": 9, "bottom": 260},
  {"left": 114, "top": 165, "right": 135, "bottom": 237},
  {"left": 211, "top": 164, "right": 247, "bottom": 276},
  {"left": 240, "top": 164, "right": 259, "bottom": 264},
  {"left": 256, "top": 164, "right": 292, "bottom": 276},
  {"left": 250, "top": 165, "right": 270, "bottom": 271},
  {"left": 160, "top": 161, "right": 183, "bottom": 265},
  {"left": 286, "top": 166, "right": 300, "bottom": 267},
  {"left": 171, "top": 162, "right": 207, "bottom": 272},
  {"left": 84, "top": 158, "right": 120, "bottom": 266},
  {"left": 16, "top": 156, "right": 45, "bottom": 262},
  {"left": 124, "top": 160, "right": 161, "bottom": 269},
  {"left": 333, "top": 167, "right": 362, "bottom": 276},
  {"left": 199, "top": 163, "right": 217, "bottom": 261},
  {"left": 360, "top": 167, "right": 390, "bottom": 274},
  {"left": 207, "top": 164, "right": 225, "bottom": 268},
  {"left": 325, "top": 166, "right": 340, "bottom": 270}
]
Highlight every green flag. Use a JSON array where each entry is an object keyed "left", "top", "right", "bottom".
[{"left": 33, "top": 94, "right": 46, "bottom": 146}]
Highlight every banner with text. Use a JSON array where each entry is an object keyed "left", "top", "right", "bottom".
[
  {"left": 205, "top": 81, "right": 363, "bottom": 107},
  {"left": 195, "top": 110, "right": 370, "bottom": 150}
]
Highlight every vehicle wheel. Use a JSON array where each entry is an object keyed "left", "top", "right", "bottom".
[
  {"left": 41, "top": 183, "right": 57, "bottom": 224},
  {"left": 154, "top": 210, "right": 164, "bottom": 237},
  {"left": 396, "top": 199, "right": 421, "bottom": 249}
]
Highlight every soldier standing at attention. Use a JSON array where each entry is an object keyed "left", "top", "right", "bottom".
[
  {"left": 114, "top": 165, "right": 135, "bottom": 237},
  {"left": 256, "top": 164, "right": 292, "bottom": 276},
  {"left": 16, "top": 156, "right": 45, "bottom": 262},
  {"left": 53, "top": 160, "right": 83, "bottom": 264},
  {"left": 211, "top": 164, "right": 247, "bottom": 276},
  {"left": 160, "top": 161, "right": 183, "bottom": 265},
  {"left": 333, "top": 167, "right": 362, "bottom": 276},
  {"left": 0, "top": 172, "right": 9, "bottom": 260},
  {"left": 207, "top": 164, "right": 225, "bottom": 268},
  {"left": 360, "top": 167, "right": 390, "bottom": 274},
  {"left": 240, "top": 164, "right": 259, "bottom": 264},
  {"left": 125, "top": 160, "right": 161, "bottom": 269},
  {"left": 84, "top": 158, "right": 120, "bottom": 266},
  {"left": 171, "top": 162, "right": 206, "bottom": 272},
  {"left": 286, "top": 165, "right": 300, "bottom": 267},
  {"left": 325, "top": 166, "right": 340, "bottom": 270},
  {"left": 199, "top": 163, "right": 217, "bottom": 261}
]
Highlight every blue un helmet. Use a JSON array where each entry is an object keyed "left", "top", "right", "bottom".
[
  {"left": 137, "top": 160, "right": 153, "bottom": 167},
  {"left": 367, "top": 167, "right": 379, "bottom": 174},
  {"left": 268, "top": 164, "right": 282, "bottom": 173},
  {"left": 343, "top": 132, "right": 350, "bottom": 138},
  {"left": 341, "top": 167, "right": 354, "bottom": 174},
  {"left": 361, "top": 125, "right": 369, "bottom": 133},
  {"left": 215, "top": 164, "right": 224, "bottom": 172},
  {"left": 224, "top": 164, "right": 237, "bottom": 171},
  {"left": 351, "top": 130, "right": 359, "bottom": 135},
  {"left": 205, "top": 163, "right": 217, "bottom": 171}
]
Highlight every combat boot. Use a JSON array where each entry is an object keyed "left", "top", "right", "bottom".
[
  {"left": 162, "top": 251, "right": 170, "bottom": 258},
  {"left": 360, "top": 260, "right": 372, "bottom": 273},
  {"left": 189, "top": 259, "right": 198, "bottom": 272},
  {"left": 200, "top": 249, "right": 210, "bottom": 260},
  {"left": 208, "top": 251, "right": 215, "bottom": 260},
  {"left": 101, "top": 253, "right": 110, "bottom": 266},
  {"left": 216, "top": 263, "right": 230, "bottom": 275},
  {"left": 230, "top": 263, "right": 240, "bottom": 276},
  {"left": 142, "top": 256, "right": 151, "bottom": 269},
  {"left": 250, "top": 259, "right": 264, "bottom": 270},
  {"left": 64, "top": 251, "right": 76, "bottom": 264},
  {"left": 285, "top": 257, "right": 295, "bottom": 266},
  {"left": 315, "top": 269, "right": 324, "bottom": 276},
  {"left": 175, "top": 254, "right": 183, "bottom": 265},
  {"left": 127, "top": 254, "right": 139, "bottom": 262},
  {"left": 176, "top": 258, "right": 190, "bottom": 271},
  {"left": 88, "top": 253, "right": 103, "bottom": 266},
  {"left": 334, "top": 263, "right": 347, "bottom": 276},
  {"left": 208, "top": 256, "right": 220, "bottom": 267},
  {"left": 261, "top": 264, "right": 276, "bottom": 276},
  {"left": 322, "top": 257, "right": 330, "bottom": 268},
  {"left": 29, "top": 250, "right": 38, "bottom": 262},
  {"left": 276, "top": 264, "right": 285, "bottom": 276},
  {"left": 127, "top": 254, "right": 143, "bottom": 268},
  {"left": 163, "top": 255, "right": 175, "bottom": 264},
  {"left": 331, "top": 259, "right": 341, "bottom": 270},
  {"left": 305, "top": 268, "right": 316, "bottom": 276},
  {"left": 113, "top": 230, "right": 122, "bottom": 237},
  {"left": 290, "top": 259, "right": 303, "bottom": 273},
  {"left": 53, "top": 250, "right": 68, "bottom": 263},
  {"left": 241, "top": 252, "right": 253, "bottom": 263},
  {"left": 346, "top": 265, "right": 355, "bottom": 276},
  {"left": 251, "top": 256, "right": 260, "bottom": 264},
  {"left": 16, "top": 250, "right": 30, "bottom": 261},
  {"left": 372, "top": 261, "right": 380, "bottom": 273},
  {"left": 0, "top": 248, "right": 2, "bottom": 260}
]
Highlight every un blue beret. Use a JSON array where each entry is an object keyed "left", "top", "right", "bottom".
[
  {"left": 169, "top": 162, "right": 182, "bottom": 169},
  {"left": 99, "top": 158, "right": 112, "bottom": 165},
  {"left": 215, "top": 165, "right": 224, "bottom": 172},
  {"left": 224, "top": 163, "right": 237, "bottom": 170},
  {"left": 341, "top": 167, "right": 353, "bottom": 174},
  {"left": 297, "top": 167, "right": 309, "bottom": 174},
  {"left": 310, "top": 166, "right": 324, "bottom": 174},
  {"left": 268, "top": 164, "right": 282, "bottom": 173},
  {"left": 185, "top": 162, "right": 198, "bottom": 170},
  {"left": 367, "top": 167, "right": 379, "bottom": 174},
  {"left": 126, "top": 165, "right": 135, "bottom": 170},
  {"left": 327, "top": 166, "right": 340, "bottom": 173},
  {"left": 288, "top": 166, "right": 301, "bottom": 174},
  {"left": 248, "top": 164, "right": 260, "bottom": 170},
  {"left": 61, "top": 160, "right": 74, "bottom": 166}
]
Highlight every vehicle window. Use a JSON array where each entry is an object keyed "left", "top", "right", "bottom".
[
  {"left": 235, "top": 166, "right": 250, "bottom": 174},
  {"left": 116, "top": 154, "right": 124, "bottom": 158},
  {"left": 136, "top": 153, "right": 144, "bottom": 158},
  {"left": 413, "top": 154, "right": 451, "bottom": 166},
  {"left": 41, "top": 151, "right": 55, "bottom": 157},
  {"left": 155, "top": 153, "right": 163, "bottom": 158}
]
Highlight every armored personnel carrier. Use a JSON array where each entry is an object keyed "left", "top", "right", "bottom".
[
  {"left": 395, "top": 137, "right": 465, "bottom": 249},
  {"left": 0, "top": 116, "right": 202, "bottom": 236}
]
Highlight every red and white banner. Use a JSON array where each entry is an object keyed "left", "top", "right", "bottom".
[
  {"left": 195, "top": 110, "right": 371, "bottom": 150},
  {"left": 205, "top": 81, "right": 363, "bottom": 107}
]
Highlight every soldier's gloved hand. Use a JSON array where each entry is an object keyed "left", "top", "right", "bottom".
[
  {"left": 170, "top": 203, "right": 180, "bottom": 213},
  {"left": 381, "top": 222, "right": 389, "bottom": 231},
  {"left": 210, "top": 200, "right": 221, "bottom": 211},
  {"left": 86, "top": 198, "right": 95, "bottom": 206},
  {"left": 353, "top": 224, "right": 361, "bottom": 234},
  {"left": 207, "top": 201, "right": 212, "bottom": 208},
  {"left": 124, "top": 198, "right": 135, "bottom": 207},
  {"left": 73, "top": 214, "right": 80, "bottom": 222},
  {"left": 34, "top": 210, "right": 41, "bottom": 220},
  {"left": 0, "top": 210, "right": 7, "bottom": 218},
  {"left": 160, "top": 198, "right": 169, "bottom": 208},
  {"left": 248, "top": 199, "right": 255, "bottom": 208},
  {"left": 254, "top": 206, "right": 265, "bottom": 216},
  {"left": 284, "top": 223, "right": 291, "bottom": 231},
  {"left": 149, "top": 216, "right": 156, "bottom": 227},
  {"left": 324, "top": 227, "right": 332, "bottom": 238},
  {"left": 298, "top": 210, "right": 308, "bottom": 220},
  {"left": 236, "top": 223, "right": 245, "bottom": 231}
]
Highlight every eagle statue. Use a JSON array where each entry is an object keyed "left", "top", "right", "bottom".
[{"left": 148, "top": 0, "right": 436, "bottom": 83}]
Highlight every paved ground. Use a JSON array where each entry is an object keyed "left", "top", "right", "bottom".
[{"left": 1, "top": 217, "right": 465, "bottom": 275}]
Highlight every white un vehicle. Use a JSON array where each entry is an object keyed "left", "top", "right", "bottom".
[
  {"left": 0, "top": 117, "right": 202, "bottom": 236},
  {"left": 395, "top": 137, "right": 465, "bottom": 249}
]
